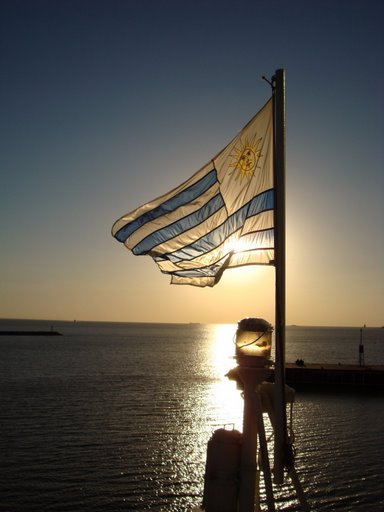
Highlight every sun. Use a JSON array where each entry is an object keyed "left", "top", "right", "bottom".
[
  {"left": 230, "top": 136, "right": 263, "bottom": 177},
  {"left": 224, "top": 237, "right": 255, "bottom": 255}
]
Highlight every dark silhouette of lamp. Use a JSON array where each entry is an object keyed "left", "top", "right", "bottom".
[{"left": 232, "top": 318, "right": 275, "bottom": 512}]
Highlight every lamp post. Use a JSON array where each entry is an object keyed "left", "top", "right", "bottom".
[{"left": 232, "top": 318, "right": 275, "bottom": 512}]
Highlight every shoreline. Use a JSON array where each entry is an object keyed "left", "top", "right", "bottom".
[{"left": 0, "top": 330, "right": 62, "bottom": 336}]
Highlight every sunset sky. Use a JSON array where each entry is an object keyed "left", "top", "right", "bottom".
[{"left": 1, "top": 0, "right": 383, "bottom": 326}]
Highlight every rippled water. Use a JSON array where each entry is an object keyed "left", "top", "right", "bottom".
[{"left": 0, "top": 320, "right": 383, "bottom": 511}]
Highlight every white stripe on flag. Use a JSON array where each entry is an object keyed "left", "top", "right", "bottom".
[{"left": 112, "top": 98, "right": 274, "bottom": 287}]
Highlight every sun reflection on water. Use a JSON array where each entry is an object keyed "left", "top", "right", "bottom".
[{"left": 205, "top": 324, "right": 244, "bottom": 432}]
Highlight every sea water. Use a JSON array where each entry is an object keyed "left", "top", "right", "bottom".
[{"left": 0, "top": 319, "right": 383, "bottom": 511}]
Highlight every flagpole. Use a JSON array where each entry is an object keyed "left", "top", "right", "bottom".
[{"left": 272, "top": 68, "right": 287, "bottom": 485}]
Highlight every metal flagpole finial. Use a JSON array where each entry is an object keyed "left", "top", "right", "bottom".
[{"left": 262, "top": 75, "right": 273, "bottom": 88}]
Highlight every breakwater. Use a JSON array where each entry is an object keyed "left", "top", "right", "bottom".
[{"left": 282, "top": 362, "right": 384, "bottom": 392}]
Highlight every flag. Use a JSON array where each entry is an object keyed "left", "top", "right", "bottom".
[{"left": 112, "top": 98, "right": 274, "bottom": 287}]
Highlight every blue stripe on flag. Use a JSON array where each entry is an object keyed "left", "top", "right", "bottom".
[
  {"left": 167, "top": 189, "right": 273, "bottom": 262},
  {"left": 172, "top": 266, "right": 222, "bottom": 278},
  {"left": 114, "top": 168, "right": 217, "bottom": 242},
  {"left": 165, "top": 236, "right": 273, "bottom": 278},
  {"left": 153, "top": 230, "right": 273, "bottom": 265},
  {"left": 132, "top": 192, "right": 225, "bottom": 255},
  {"left": 247, "top": 190, "right": 274, "bottom": 216}
]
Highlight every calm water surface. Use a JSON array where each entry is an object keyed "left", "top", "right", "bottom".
[{"left": 0, "top": 320, "right": 383, "bottom": 511}]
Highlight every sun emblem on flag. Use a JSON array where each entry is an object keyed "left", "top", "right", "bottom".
[{"left": 230, "top": 136, "right": 263, "bottom": 177}]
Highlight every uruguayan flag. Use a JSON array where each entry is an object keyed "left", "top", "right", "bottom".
[{"left": 112, "top": 99, "right": 274, "bottom": 287}]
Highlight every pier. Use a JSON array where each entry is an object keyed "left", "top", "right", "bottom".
[{"left": 275, "top": 363, "right": 384, "bottom": 393}]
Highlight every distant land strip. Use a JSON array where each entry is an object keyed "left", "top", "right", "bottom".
[{"left": 0, "top": 330, "right": 62, "bottom": 336}]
